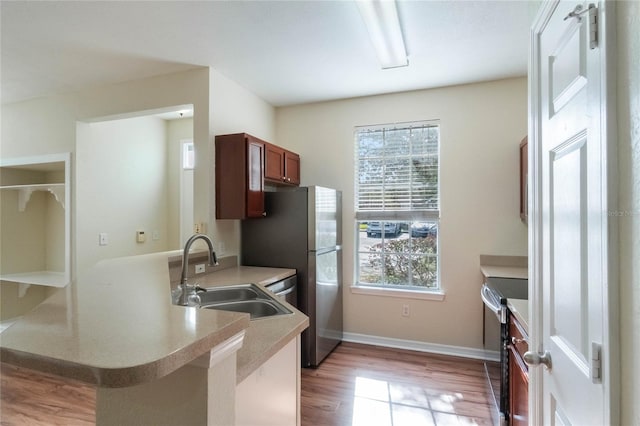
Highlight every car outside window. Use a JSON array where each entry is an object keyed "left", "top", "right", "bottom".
[{"left": 355, "top": 122, "right": 440, "bottom": 290}]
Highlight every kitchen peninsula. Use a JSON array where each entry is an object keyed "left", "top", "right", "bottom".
[{"left": 0, "top": 251, "right": 308, "bottom": 425}]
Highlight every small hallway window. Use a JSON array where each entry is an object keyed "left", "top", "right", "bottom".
[{"left": 182, "top": 141, "right": 194, "bottom": 170}]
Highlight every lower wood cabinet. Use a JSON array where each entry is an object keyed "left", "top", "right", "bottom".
[{"left": 508, "top": 312, "right": 529, "bottom": 426}]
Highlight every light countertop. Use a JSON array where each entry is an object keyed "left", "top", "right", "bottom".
[
  {"left": 191, "top": 266, "right": 309, "bottom": 383},
  {"left": 507, "top": 298, "right": 529, "bottom": 333},
  {"left": 480, "top": 254, "right": 528, "bottom": 280},
  {"left": 480, "top": 265, "right": 528, "bottom": 280},
  {"left": 0, "top": 252, "right": 308, "bottom": 388}
]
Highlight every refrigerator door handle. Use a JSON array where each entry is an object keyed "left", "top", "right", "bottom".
[{"left": 311, "top": 245, "right": 342, "bottom": 255}]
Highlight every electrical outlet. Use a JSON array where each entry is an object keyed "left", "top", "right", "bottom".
[
  {"left": 193, "top": 222, "right": 207, "bottom": 234},
  {"left": 402, "top": 304, "right": 410, "bottom": 317},
  {"left": 195, "top": 264, "right": 206, "bottom": 274}
]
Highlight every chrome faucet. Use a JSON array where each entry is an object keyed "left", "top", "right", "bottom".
[{"left": 178, "top": 233, "right": 218, "bottom": 306}]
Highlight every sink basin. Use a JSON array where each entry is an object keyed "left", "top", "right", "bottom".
[
  {"left": 197, "top": 283, "right": 292, "bottom": 320},
  {"left": 198, "top": 286, "right": 260, "bottom": 304},
  {"left": 202, "top": 299, "right": 290, "bottom": 319}
]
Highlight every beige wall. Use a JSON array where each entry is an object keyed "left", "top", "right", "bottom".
[
  {"left": 276, "top": 78, "right": 528, "bottom": 349},
  {"left": 0, "top": 66, "right": 276, "bottom": 306},
  {"left": 76, "top": 116, "right": 170, "bottom": 274},
  {"left": 617, "top": 1, "right": 640, "bottom": 424}
]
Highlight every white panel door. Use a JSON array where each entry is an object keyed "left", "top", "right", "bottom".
[{"left": 530, "top": 0, "right": 614, "bottom": 424}]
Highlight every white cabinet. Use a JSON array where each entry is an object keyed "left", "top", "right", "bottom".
[
  {"left": 0, "top": 153, "right": 71, "bottom": 290},
  {"left": 236, "top": 336, "right": 301, "bottom": 426}
]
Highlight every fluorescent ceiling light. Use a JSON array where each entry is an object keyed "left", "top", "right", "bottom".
[{"left": 356, "top": 0, "right": 408, "bottom": 69}]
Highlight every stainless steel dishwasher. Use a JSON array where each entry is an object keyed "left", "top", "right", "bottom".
[{"left": 265, "top": 275, "right": 297, "bottom": 308}]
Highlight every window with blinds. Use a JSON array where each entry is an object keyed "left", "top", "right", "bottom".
[{"left": 354, "top": 121, "right": 440, "bottom": 290}]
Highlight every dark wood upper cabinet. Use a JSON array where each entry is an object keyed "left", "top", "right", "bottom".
[
  {"left": 264, "top": 143, "right": 285, "bottom": 182},
  {"left": 215, "top": 133, "right": 301, "bottom": 219},
  {"left": 284, "top": 151, "right": 301, "bottom": 186},
  {"left": 519, "top": 136, "right": 528, "bottom": 223},
  {"left": 264, "top": 142, "right": 300, "bottom": 186},
  {"left": 215, "top": 133, "right": 265, "bottom": 219}
]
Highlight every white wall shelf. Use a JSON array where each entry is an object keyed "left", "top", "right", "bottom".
[
  {"left": 0, "top": 271, "right": 67, "bottom": 287},
  {"left": 0, "top": 183, "right": 65, "bottom": 211},
  {"left": 0, "top": 153, "right": 71, "bottom": 290}
]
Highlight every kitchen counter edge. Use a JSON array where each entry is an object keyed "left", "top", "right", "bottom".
[
  {"left": 193, "top": 266, "right": 309, "bottom": 383},
  {"left": 507, "top": 298, "right": 529, "bottom": 333},
  {"left": 0, "top": 255, "right": 307, "bottom": 389}
]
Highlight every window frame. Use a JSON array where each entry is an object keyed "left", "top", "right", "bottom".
[{"left": 354, "top": 121, "right": 441, "bottom": 292}]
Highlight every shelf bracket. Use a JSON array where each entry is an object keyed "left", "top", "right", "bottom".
[
  {"left": 47, "top": 186, "right": 66, "bottom": 209},
  {"left": 18, "top": 283, "right": 31, "bottom": 298},
  {"left": 17, "top": 186, "right": 65, "bottom": 212},
  {"left": 17, "top": 188, "right": 34, "bottom": 212}
]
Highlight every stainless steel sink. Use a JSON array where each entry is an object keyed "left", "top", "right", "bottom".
[
  {"left": 197, "top": 286, "right": 260, "bottom": 304},
  {"left": 197, "top": 283, "right": 292, "bottom": 320},
  {"left": 202, "top": 299, "right": 289, "bottom": 319}
]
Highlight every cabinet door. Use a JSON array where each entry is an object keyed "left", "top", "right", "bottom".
[
  {"left": 264, "top": 143, "right": 285, "bottom": 182},
  {"left": 236, "top": 336, "right": 300, "bottom": 426},
  {"left": 284, "top": 151, "right": 300, "bottom": 185},
  {"left": 246, "top": 138, "right": 265, "bottom": 218},
  {"left": 509, "top": 313, "right": 529, "bottom": 426},
  {"left": 509, "top": 347, "right": 529, "bottom": 426},
  {"left": 215, "top": 133, "right": 265, "bottom": 219},
  {"left": 265, "top": 143, "right": 300, "bottom": 186}
]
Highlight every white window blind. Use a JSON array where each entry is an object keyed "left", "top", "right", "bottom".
[{"left": 355, "top": 122, "right": 439, "bottom": 219}]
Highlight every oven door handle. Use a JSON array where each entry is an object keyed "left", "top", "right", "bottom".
[{"left": 481, "top": 283, "right": 507, "bottom": 324}]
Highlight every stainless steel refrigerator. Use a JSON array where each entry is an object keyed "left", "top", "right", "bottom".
[{"left": 241, "top": 186, "right": 343, "bottom": 367}]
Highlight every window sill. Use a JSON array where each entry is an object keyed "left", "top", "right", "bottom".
[{"left": 350, "top": 285, "right": 446, "bottom": 301}]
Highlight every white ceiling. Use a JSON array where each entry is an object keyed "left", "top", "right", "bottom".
[{"left": 1, "top": 0, "right": 540, "bottom": 107}]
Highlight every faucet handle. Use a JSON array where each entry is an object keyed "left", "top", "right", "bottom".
[
  {"left": 171, "top": 286, "right": 183, "bottom": 304},
  {"left": 186, "top": 292, "right": 201, "bottom": 307}
]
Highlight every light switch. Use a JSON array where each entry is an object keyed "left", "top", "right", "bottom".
[{"left": 99, "top": 233, "right": 109, "bottom": 246}]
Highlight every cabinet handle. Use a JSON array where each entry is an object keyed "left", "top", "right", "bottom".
[
  {"left": 511, "top": 337, "right": 527, "bottom": 345},
  {"left": 286, "top": 177, "right": 291, "bottom": 182},
  {"left": 262, "top": 212, "right": 267, "bottom": 217}
]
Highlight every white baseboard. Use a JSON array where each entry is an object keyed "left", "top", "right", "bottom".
[{"left": 342, "top": 332, "right": 500, "bottom": 362}]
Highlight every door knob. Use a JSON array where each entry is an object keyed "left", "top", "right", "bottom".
[{"left": 524, "top": 350, "right": 552, "bottom": 370}]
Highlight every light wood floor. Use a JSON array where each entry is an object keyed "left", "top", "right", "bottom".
[
  {"left": 0, "top": 363, "right": 95, "bottom": 426},
  {"left": 1, "top": 343, "right": 494, "bottom": 426},
  {"left": 301, "top": 342, "right": 494, "bottom": 426}
]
